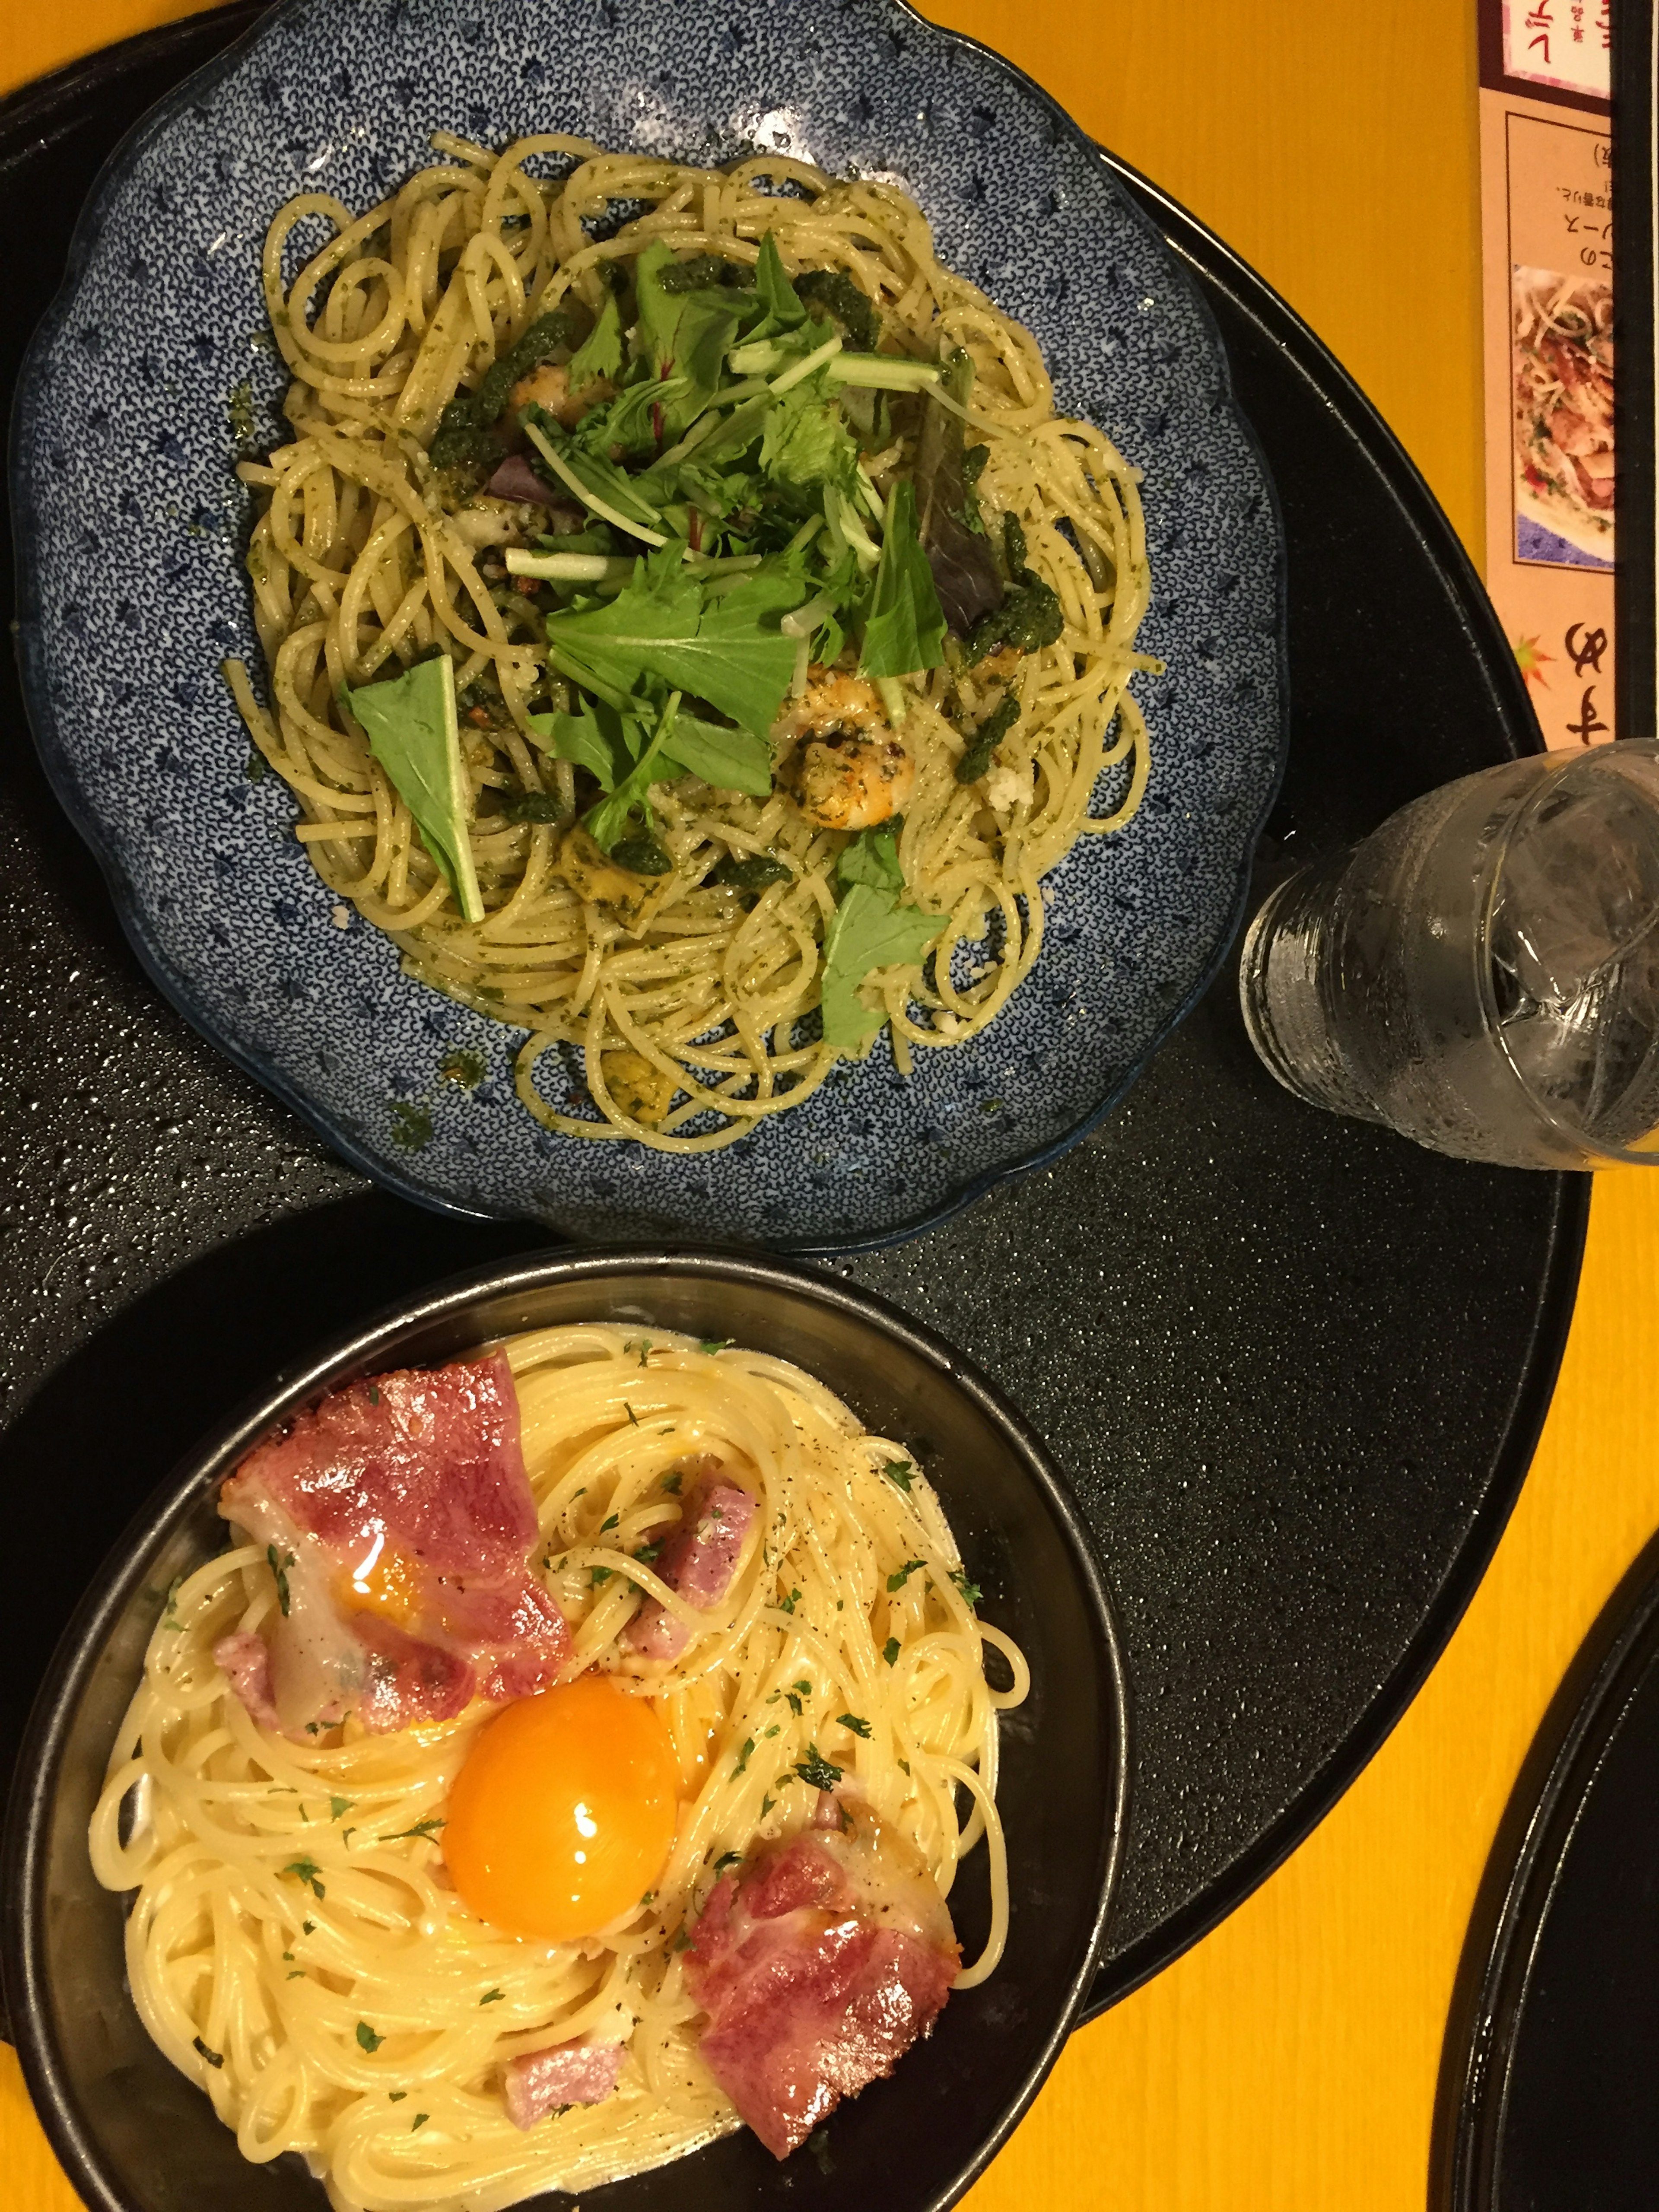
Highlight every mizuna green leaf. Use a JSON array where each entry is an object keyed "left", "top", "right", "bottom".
[
  {"left": 834, "top": 821, "right": 905, "bottom": 894},
  {"left": 567, "top": 293, "right": 623, "bottom": 392},
  {"left": 819, "top": 882, "right": 944, "bottom": 1053},
  {"left": 343, "top": 658, "right": 484, "bottom": 923},
  {"left": 545, "top": 554, "right": 807, "bottom": 738},
  {"left": 858, "top": 479, "right": 947, "bottom": 679}
]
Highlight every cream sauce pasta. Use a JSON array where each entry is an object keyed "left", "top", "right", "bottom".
[{"left": 90, "top": 1326, "right": 1027, "bottom": 2212}]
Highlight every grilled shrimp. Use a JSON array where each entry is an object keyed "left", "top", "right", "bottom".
[
  {"left": 510, "top": 360, "right": 613, "bottom": 428},
  {"left": 773, "top": 669, "right": 915, "bottom": 832}
]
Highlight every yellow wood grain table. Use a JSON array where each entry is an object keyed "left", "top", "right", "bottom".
[{"left": 4, "top": 4, "right": 1656, "bottom": 2207}]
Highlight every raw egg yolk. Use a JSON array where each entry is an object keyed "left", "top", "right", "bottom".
[
  {"left": 334, "top": 1535, "right": 420, "bottom": 1626},
  {"left": 444, "top": 1678, "right": 678, "bottom": 1942}
]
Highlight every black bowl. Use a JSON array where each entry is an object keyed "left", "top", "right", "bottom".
[{"left": 1, "top": 1249, "right": 1128, "bottom": 2212}]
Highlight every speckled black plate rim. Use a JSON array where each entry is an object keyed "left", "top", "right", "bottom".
[
  {"left": 1430, "top": 1526, "right": 1659, "bottom": 2212},
  {"left": 1081, "top": 1190, "right": 1586, "bottom": 2018},
  {"left": 6, "top": 0, "right": 1290, "bottom": 1259},
  {"left": 0, "top": 1243, "right": 1131, "bottom": 2212}
]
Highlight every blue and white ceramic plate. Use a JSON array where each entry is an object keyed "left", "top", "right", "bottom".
[{"left": 12, "top": 0, "right": 1285, "bottom": 1252}]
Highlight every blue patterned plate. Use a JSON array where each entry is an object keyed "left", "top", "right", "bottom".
[{"left": 11, "top": 0, "right": 1285, "bottom": 1251}]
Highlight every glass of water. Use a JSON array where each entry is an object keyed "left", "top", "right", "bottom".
[{"left": 1239, "top": 741, "right": 1659, "bottom": 1169}]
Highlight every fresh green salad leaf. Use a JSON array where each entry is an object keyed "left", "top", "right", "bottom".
[
  {"left": 820, "top": 881, "right": 944, "bottom": 1052},
  {"left": 525, "top": 699, "right": 633, "bottom": 790},
  {"left": 546, "top": 552, "right": 807, "bottom": 738},
  {"left": 746, "top": 231, "right": 810, "bottom": 345},
  {"left": 661, "top": 712, "right": 774, "bottom": 796},
  {"left": 834, "top": 821, "right": 905, "bottom": 894},
  {"left": 522, "top": 410, "right": 667, "bottom": 540},
  {"left": 760, "top": 369, "right": 860, "bottom": 493},
  {"left": 858, "top": 480, "right": 947, "bottom": 679},
  {"left": 632, "top": 240, "right": 744, "bottom": 440},
  {"left": 567, "top": 294, "right": 623, "bottom": 393},
  {"left": 582, "top": 693, "right": 681, "bottom": 852},
  {"left": 914, "top": 349, "right": 1004, "bottom": 633},
  {"left": 343, "top": 658, "right": 484, "bottom": 922}
]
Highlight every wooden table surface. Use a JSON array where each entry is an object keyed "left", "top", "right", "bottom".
[{"left": 4, "top": 3, "right": 1656, "bottom": 2206}]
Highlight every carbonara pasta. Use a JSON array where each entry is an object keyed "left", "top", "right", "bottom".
[{"left": 90, "top": 1325, "right": 1024, "bottom": 2212}]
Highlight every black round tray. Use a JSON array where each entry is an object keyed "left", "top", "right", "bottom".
[
  {"left": 1436, "top": 1532, "right": 1659, "bottom": 2210},
  {"left": 0, "top": 6, "right": 1586, "bottom": 2028}
]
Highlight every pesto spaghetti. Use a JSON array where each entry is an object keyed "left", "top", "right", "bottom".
[{"left": 226, "top": 136, "right": 1156, "bottom": 1151}]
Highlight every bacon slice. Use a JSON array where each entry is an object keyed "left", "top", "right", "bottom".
[
  {"left": 213, "top": 1354, "right": 570, "bottom": 1739},
  {"left": 684, "top": 1798, "right": 959, "bottom": 2158},
  {"left": 503, "top": 2038, "right": 625, "bottom": 2128},
  {"left": 627, "top": 1458, "right": 756, "bottom": 1661}
]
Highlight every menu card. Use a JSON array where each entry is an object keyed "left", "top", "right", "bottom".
[{"left": 1479, "top": 0, "right": 1615, "bottom": 745}]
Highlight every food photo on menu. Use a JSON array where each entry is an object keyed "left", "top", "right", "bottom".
[{"left": 0, "top": 3, "right": 1655, "bottom": 2212}]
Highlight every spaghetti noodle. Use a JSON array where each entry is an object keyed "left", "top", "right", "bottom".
[{"left": 90, "top": 1325, "right": 1024, "bottom": 2212}]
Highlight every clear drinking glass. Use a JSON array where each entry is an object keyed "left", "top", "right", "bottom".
[{"left": 1239, "top": 741, "right": 1659, "bottom": 1169}]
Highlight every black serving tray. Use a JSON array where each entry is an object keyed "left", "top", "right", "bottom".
[
  {"left": 0, "top": 6, "right": 1586, "bottom": 2028},
  {"left": 1435, "top": 1531, "right": 1659, "bottom": 2210}
]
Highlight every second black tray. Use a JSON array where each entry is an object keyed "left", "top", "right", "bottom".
[{"left": 0, "top": 8, "right": 1586, "bottom": 2022}]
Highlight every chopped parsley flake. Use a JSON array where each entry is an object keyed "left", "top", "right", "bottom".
[
  {"left": 480, "top": 1989, "right": 505, "bottom": 2005},
  {"left": 591, "top": 1564, "right": 614, "bottom": 1587},
  {"left": 733, "top": 1736, "right": 756, "bottom": 1776},
  {"left": 881, "top": 1459, "right": 914, "bottom": 1493},
  {"left": 838, "top": 1712, "right": 872, "bottom": 1738},
  {"left": 883, "top": 1637, "right": 901, "bottom": 1667},
  {"left": 624, "top": 1402, "right": 639, "bottom": 1427},
  {"left": 698, "top": 1338, "right": 733, "bottom": 1355},
  {"left": 412, "top": 2113, "right": 429, "bottom": 2130},
  {"left": 356, "top": 2022, "right": 384, "bottom": 2053},
  {"left": 760, "top": 1794, "right": 775, "bottom": 1818},
  {"left": 367, "top": 1385, "right": 381, "bottom": 1405},
  {"left": 389, "top": 2091, "right": 408, "bottom": 2103},
  {"left": 661, "top": 1471, "right": 682, "bottom": 1494},
  {"left": 383, "top": 1818, "right": 446, "bottom": 1843},
  {"left": 329, "top": 1796, "right": 353, "bottom": 1821},
  {"left": 793, "top": 1745, "right": 842, "bottom": 1791},
  {"left": 266, "top": 1545, "right": 296, "bottom": 1616},
  {"left": 282, "top": 1858, "right": 326, "bottom": 1899},
  {"left": 601, "top": 1513, "right": 620, "bottom": 1532},
  {"left": 886, "top": 1558, "right": 925, "bottom": 1592},
  {"left": 634, "top": 1538, "right": 664, "bottom": 1566},
  {"left": 779, "top": 1586, "right": 801, "bottom": 1614},
  {"left": 713, "top": 1851, "right": 743, "bottom": 1874},
  {"left": 950, "top": 1569, "right": 983, "bottom": 1606},
  {"left": 160, "top": 1574, "right": 184, "bottom": 1630}
]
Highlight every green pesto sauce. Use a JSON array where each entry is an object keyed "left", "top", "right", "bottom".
[
  {"left": 438, "top": 1048, "right": 486, "bottom": 1090},
  {"left": 388, "top": 1101, "right": 434, "bottom": 1151}
]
